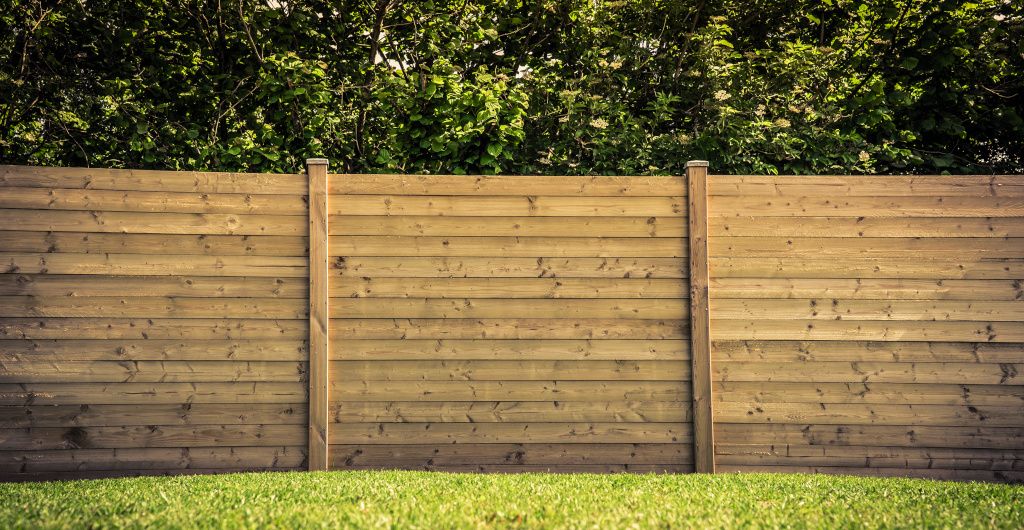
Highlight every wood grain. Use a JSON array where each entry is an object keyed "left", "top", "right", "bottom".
[
  {"left": 329, "top": 235, "right": 686, "bottom": 257},
  {"left": 330, "top": 298, "right": 687, "bottom": 319},
  {"left": 331, "top": 277, "right": 687, "bottom": 299},
  {"left": 306, "top": 158, "right": 329, "bottom": 471},
  {"left": 0, "top": 209, "right": 305, "bottom": 235},
  {"left": 329, "top": 215, "right": 686, "bottom": 237},
  {"left": 0, "top": 165, "right": 307, "bottom": 194},
  {"left": 332, "top": 422, "right": 693, "bottom": 444},
  {"left": 332, "top": 380, "right": 690, "bottom": 402},
  {"left": 328, "top": 318, "right": 687, "bottom": 340},
  {"left": 4, "top": 167, "right": 1023, "bottom": 481},
  {"left": 329, "top": 174, "right": 686, "bottom": 196},
  {"left": 330, "top": 339, "right": 688, "bottom": 360},
  {"left": 710, "top": 175, "right": 1024, "bottom": 197},
  {"left": 687, "top": 161, "right": 715, "bottom": 473},
  {"left": 0, "top": 231, "right": 308, "bottom": 256},
  {"left": 709, "top": 216, "right": 1024, "bottom": 237},
  {"left": 0, "top": 275, "right": 308, "bottom": 298},
  {"left": 329, "top": 195, "right": 685, "bottom": 217},
  {"left": 334, "top": 256, "right": 687, "bottom": 279},
  {"left": 2, "top": 253, "right": 308, "bottom": 277},
  {"left": 331, "top": 401, "right": 690, "bottom": 422},
  {"left": 0, "top": 188, "right": 306, "bottom": 215}
]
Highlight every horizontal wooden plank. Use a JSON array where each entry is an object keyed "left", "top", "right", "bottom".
[
  {"left": 332, "top": 401, "right": 690, "bottom": 422},
  {"left": 0, "top": 404, "right": 307, "bottom": 427},
  {"left": 715, "top": 402, "right": 1024, "bottom": 427},
  {"left": 709, "top": 258, "right": 1024, "bottom": 279},
  {"left": 713, "top": 382, "right": 1024, "bottom": 406},
  {"left": 1, "top": 253, "right": 308, "bottom": 277},
  {"left": 713, "top": 423, "right": 1024, "bottom": 449},
  {"left": 0, "top": 296, "right": 307, "bottom": 319},
  {"left": 0, "top": 361, "right": 307, "bottom": 383},
  {"left": 0, "top": 382, "right": 306, "bottom": 405},
  {"left": 0, "top": 446, "right": 306, "bottom": 473},
  {"left": 710, "top": 299, "right": 1024, "bottom": 321},
  {"left": 712, "top": 196, "right": 1024, "bottom": 217},
  {"left": 328, "top": 319, "right": 686, "bottom": 340},
  {"left": 716, "top": 443, "right": 1024, "bottom": 459},
  {"left": 332, "top": 422, "right": 692, "bottom": 444},
  {"left": 333, "top": 381, "right": 689, "bottom": 402},
  {"left": 0, "top": 275, "right": 307, "bottom": 298},
  {"left": 714, "top": 361, "right": 1022, "bottom": 385},
  {"left": 718, "top": 453, "right": 1022, "bottom": 472},
  {"left": 711, "top": 320, "right": 1024, "bottom": 342},
  {"left": 327, "top": 464, "right": 692, "bottom": 474},
  {"left": 335, "top": 257, "right": 687, "bottom": 279},
  {"left": 716, "top": 455, "right": 1022, "bottom": 479},
  {"left": 712, "top": 237, "right": 1024, "bottom": 258},
  {"left": 329, "top": 174, "right": 686, "bottom": 196},
  {"left": 0, "top": 188, "right": 306, "bottom": 215},
  {"left": 0, "top": 209, "right": 306, "bottom": 235},
  {"left": 709, "top": 216, "right": 1024, "bottom": 237},
  {"left": 329, "top": 236, "right": 685, "bottom": 257},
  {"left": 332, "top": 278, "right": 686, "bottom": 299},
  {"left": 329, "top": 216, "right": 686, "bottom": 237},
  {"left": 716, "top": 464, "right": 1023, "bottom": 482},
  {"left": 711, "top": 278, "right": 1024, "bottom": 298},
  {"left": 0, "top": 339, "right": 308, "bottom": 362},
  {"left": 0, "top": 467, "right": 305, "bottom": 481},
  {"left": 330, "top": 298, "right": 687, "bottom": 319},
  {"left": 332, "top": 339, "right": 687, "bottom": 361},
  {"left": 329, "top": 195, "right": 685, "bottom": 217},
  {"left": 329, "top": 443, "right": 689, "bottom": 466},
  {"left": 711, "top": 340, "right": 1023, "bottom": 363},
  {"left": 0, "top": 425, "right": 305, "bottom": 449},
  {"left": 0, "top": 165, "right": 306, "bottom": 195},
  {"left": 0, "top": 231, "right": 307, "bottom": 256},
  {"left": 709, "top": 175, "right": 1024, "bottom": 198},
  {"left": 333, "top": 360, "right": 687, "bottom": 381},
  {"left": 0, "top": 318, "right": 307, "bottom": 339}
]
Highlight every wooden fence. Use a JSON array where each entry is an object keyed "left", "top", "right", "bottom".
[
  {"left": 707, "top": 174, "right": 1024, "bottom": 482},
  {"left": 325, "top": 168, "right": 693, "bottom": 473},
  {"left": 0, "top": 165, "right": 312, "bottom": 480},
  {"left": 0, "top": 162, "right": 1020, "bottom": 482}
]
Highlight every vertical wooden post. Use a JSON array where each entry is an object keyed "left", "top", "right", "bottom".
[
  {"left": 686, "top": 160, "right": 715, "bottom": 473},
  {"left": 306, "top": 158, "right": 329, "bottom": 471}
]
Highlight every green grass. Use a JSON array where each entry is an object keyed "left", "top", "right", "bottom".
[{"left": 1, "top": 471, "right": 1022, "bottom": 529}]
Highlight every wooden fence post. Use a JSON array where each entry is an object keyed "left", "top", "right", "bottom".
[
  {"left": 686, "top": 160, "right": 715, "bottom": 473},
  {"left": 306, "top": 158, "right": 330, "bottom": 471}
]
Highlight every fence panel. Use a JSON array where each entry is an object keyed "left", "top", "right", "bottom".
[
  {"left": 0, "top": 166, "right": 310, "bottom": 481},
  {"left": 708, "top": 174, "right": 1024, "bottom": 482},
  {"left": 2, "top": 164, "right": 1020, "bottom": 482},
  {"left": 326, "top": 174, "right": 694, "bottom": 473}
]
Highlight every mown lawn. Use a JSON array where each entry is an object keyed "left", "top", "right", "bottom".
[{"left": 1, "top": 471, "right": 1022, "bottom": 529}]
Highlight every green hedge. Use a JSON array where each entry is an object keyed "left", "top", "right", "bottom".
[{"left": 2, "top": 1, "right": 1021, "bottom": 175}]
